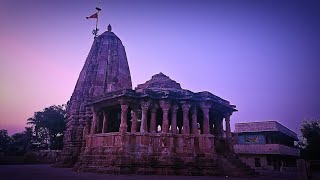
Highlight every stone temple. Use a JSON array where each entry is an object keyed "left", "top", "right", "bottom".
[{"left": 57, "top": 25, "right": 253, "bottom": 176}]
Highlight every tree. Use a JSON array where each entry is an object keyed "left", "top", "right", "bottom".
[
  {"left": 300, "top": 120, "right": 320, "bottom": 160},
  {"left": 27, "top": 105, "right": 66, "bottom": 150},
  {"left": 9, "top": 127, "right": 33, "bottom": 155},
  {"left": 0, "top": 129, "right": 11, "bottom": 154}
]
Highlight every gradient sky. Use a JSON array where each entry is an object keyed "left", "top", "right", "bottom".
[{"left": 0, "top": 0, "right": 319, "bottom": 136}]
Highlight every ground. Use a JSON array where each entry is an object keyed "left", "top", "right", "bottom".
[{"left": 0, "top": 165, "right": 310, "bottom": 180}]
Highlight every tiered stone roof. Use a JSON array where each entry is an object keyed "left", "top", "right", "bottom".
[
  {"left": 89, "top": 72, "right": 236, "bottom": 112},
  {"left": 136, "top": 72, "right": 182, "bottom": 90}
]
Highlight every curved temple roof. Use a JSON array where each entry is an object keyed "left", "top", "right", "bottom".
[{"left": 67, "top": 25, "right": 132, "bottom": 114}]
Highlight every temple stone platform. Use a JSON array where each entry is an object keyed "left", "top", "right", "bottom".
[{"left": 75, "top": 133, "right": 223, "bottom": 175}]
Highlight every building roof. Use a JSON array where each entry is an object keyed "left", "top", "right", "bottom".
[
  {"left": 235, "top": 121, "right": 298, "bottom": 141},
  {"left": 88, "top": 72, "right": 237, "bottom": 112}
]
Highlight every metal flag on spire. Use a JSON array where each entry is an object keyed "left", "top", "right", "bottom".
[{"left": 86, "top": 2, "right": 101, "bottom": 38}]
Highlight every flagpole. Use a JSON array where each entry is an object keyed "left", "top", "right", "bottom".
[
  {"left": 87, "top": 2, "right": 101, "bottom": 38},
  {"left": 95, "top": 16, "right": 99, "bottom": 38},
  {"left": 94, "top": 2, "right": 101, "bottom": 38}
]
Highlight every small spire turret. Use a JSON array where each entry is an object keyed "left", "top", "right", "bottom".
[{"left": 108, "top": 24, "right": 112, "bottom": 32}]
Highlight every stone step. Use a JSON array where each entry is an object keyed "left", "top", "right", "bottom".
[
  {"left": 77, "top": 153, "right": 257, "bottom": 176},
  {"left": 216, "top": 154, "right": 257, "bottom": 177}
]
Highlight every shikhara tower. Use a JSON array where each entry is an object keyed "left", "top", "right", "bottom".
[
  {"left": 57, "top": 25, "right": 253, "bottom": 176},
  {"left": 58, "top": 25, "right": 132, "bottom": 166}
]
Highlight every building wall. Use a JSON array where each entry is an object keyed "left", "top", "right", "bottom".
[
  {"left": 239, "top": 154, "right": 274, "bottom": 170},
  {"left": 238, "top": 154, "right": 299, "bottom": 171},
  {"left": 234, "top": 144, "right": 300, "bottom": 156}
]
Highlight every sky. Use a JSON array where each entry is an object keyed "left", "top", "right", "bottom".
[{"left": 0, "top": 0, "right": 319, "bottom": 136}]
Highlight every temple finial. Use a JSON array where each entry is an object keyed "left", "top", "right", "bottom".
[{"left": 108, "top": 24, "right": 112, "bottom": 32}]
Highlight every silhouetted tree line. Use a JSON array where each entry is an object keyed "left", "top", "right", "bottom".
[
  {"left": 298, "top": 120, "right": 320, "bottom": 160},
  {"left": 0, "top": 105, "right": 66, "bottom": 156}
]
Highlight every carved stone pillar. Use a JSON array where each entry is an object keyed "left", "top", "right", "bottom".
[
  {"left": 102, "top": 111, "right": 108, "bottom": 133},
  {"left": 209, "top": 120, "right": 214, "bottom": 135},
  {"left": 171, "top": 104, "right": 179, "bottom": 134},
  {"left": 191, "top": 106, "right": 198, "bottom": 135},
  {"left": 90, "top": 107, "right": 97, "bottom": 135},
  {"left": 200, "top": 103, "right": 211, "bottom": 134},
  {"left": 181, "top": 102, "right": 191, "bottom": 134},
  {"left": 214, "top": 117, "right": 222, "bottom": 138},
  {"left": 119, "top": 104, "right": 129, "bottom": 133},
  {"left": 131, "top": 108, "right": 138, "bottom": 133},
  {"left": 140, "top": 101, "right": 150, "bottom": 133},
  {"left": 219, "top": 118, "right": 224, "bottom": 138},
  {"left": 225, "top": 112, "right": 232, "bottom": 139},
  {"left": 224, "top": 112, "right": 233, "bottom": 152},
  {"left": 96, "top": 113, "right": 102, "bottom": 133},
  {"left": 160, "top": 100, "right": 171, "bottom": 133},
  {"left": 150, "top": 104, "right": 158, "bottom": 133}
]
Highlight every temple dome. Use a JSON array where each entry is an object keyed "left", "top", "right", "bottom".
[{"left": 135, "top": 72, "right": 182, "bottom": 91}]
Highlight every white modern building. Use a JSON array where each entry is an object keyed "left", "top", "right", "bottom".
[{"left": 234, "top": 121, "right": 300, "bottom": 171}]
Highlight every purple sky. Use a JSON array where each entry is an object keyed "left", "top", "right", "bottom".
[{"left": 0, "top": 0, "right": 319, "bottom": 135}]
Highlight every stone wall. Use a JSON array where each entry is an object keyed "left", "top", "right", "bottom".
[
  {"left": 85, "top": 133, "right": 215, "bottom": 155},
  {"left": 75, "top": 133, "right": 220, "bottom": 175}
]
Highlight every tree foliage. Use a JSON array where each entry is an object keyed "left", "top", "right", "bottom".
[
  {"left": 0, "top": 105, "right": 66, "bottom": 157},
  {"left": 0, "top": 129, "right": 11, "bottom": 153},
  {"left": 0, "top": 128, "right": 34, "bottom": 156},
  {"left": 300, "top": 120, "right": 320, "bottom": 160},
  {"left": 8, "top": 127, "right": 33, "bottom": 155},
  {"left": 27, "top": 105, "right": 66, "bottom": 150}
]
